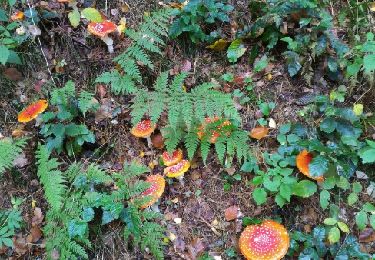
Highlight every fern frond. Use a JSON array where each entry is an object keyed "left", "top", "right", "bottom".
[
  {"left": 36, "top": 144, "right": 66, "bottom": 209},
  {"left": 86, "top": 164, "right": 113, "bottom": 184},
  {"left": 78, "top": 90, "right": 97, "bottom": 116},
  {"left": 126, "top": 45, "right": 153, "bottom": 69},
  {"left": 51, "top": 80, "right": 75, "bottom": 106},
  {"left": 185, "top": 131, "right": 199, "bottom": 159},
  {"left": 0, "top": 138, "right": 27, "bottom": 175},
  {"left": 96, "top": 70, "right": 137, "bottom": 95},
  {"left": 162, "top": 126, "right": 183, "bottom": 152}
]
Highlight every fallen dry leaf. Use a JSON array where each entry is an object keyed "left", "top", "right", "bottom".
[
  {"left": 3, "top": 68, "right": 23, "bottom": 81},
  {"left": 13, "top": 235, "right": 28, "bottom": 255},
  {"left": 359, "top": 228, "right": 375, "bottom": 243},
  {"left": 207, "top": 39, "right": 229, "bottom": 51},
  {"left": 224, "top": 205, "right": 240, "bottom": 221},
  {"left": 181, "top": 60, "right": 192, "bottom": 73},
  {"left": 13, "top": 152, "right": 29, "bottom": 168},
  {"left": 151, "top": 133, "right": 164, "bottom": 149},
  {"left": 32, "top": 207, "right": 44, "bottom": 227},
  {"left": 249, "top": 126, "right": 269, "bottom": 140},
  {"left": 27, "top": 226, "right": 42, "bottom": 243},
  {"left": 187, "top": 238, "right": 206, "bottom": 260}
]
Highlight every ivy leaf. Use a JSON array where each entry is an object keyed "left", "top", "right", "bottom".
[
  {"left": 254, "top": 54, "right": 268, "bottom": 72},
  {"left": 279, "top": 183, "right": 292, "bottom": 202},
  {"left": 227, "top": 39, "right": 247, "bottom": 63},
  {"left": 320, "top": 117, "right": 337, "bottom": 133},
  {"left": 292, "top": 180, "right": 317, "bottom": 198},
  {"left": 337, "top": 222, "right": 349, "bottom": 233},
  {"left": 308, "top": 155, "right": 328, "bottom": 177},
  {"left": 370, "top": 215, "right": 375, "bottom": 229},
  {"left": 320, "top": 190, "right": 330, "bottom": 209},
  {"left": 328, "top": 227, "right": 340, "bottom": 244},
  {"left": 355, "top": 211, "right": 368, "bottom": 230},
  {"left": 324, "top": 218, "right": 337, "bottom": 225},
  {"left": 275, "top": 194, "right": 286, "bottom": 208},
  {"left": 68, "top": 9, "right": 80, "bottom": 28},
  {"left": 0, "top": 45, "right": 10, "bottom": 65},
  {"left": 359, "top": 146, "right": 375, "bottom": 164},
  {"left": 363, "top": 54, "right": 375, "bottom": 73},
  {"left": 252, "top": 187, "right": 267, "bottom": 205},
  {"left": 347, "top": 193, "right": 358, "bottom": 206},
  {"left": 81, "top": 8, "right": 103, "bottom": 22}
]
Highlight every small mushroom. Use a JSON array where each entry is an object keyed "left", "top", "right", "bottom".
[
  {"left": 164, "top": 159, "right": 190, "bottom": 185},
  {"left": 87, "top": 20, "right": 117, "bottom": 53},
  {"left": 239, "top": 220, "right": 290, "bottom": 260},
  {"left": 130, "top": 119, "right": 156, "bottom": 148},
  {"left": 18, "top": 100, "right": 48, "bottom": 123},
  {"left": 140, "top": 175, "right": 165, "bottom": 209},
  {"left": 11, "top": 11, "right": 24, "bottom": 21},
  {"left": 161, "top": 149, "right": 183, "bottom": 166},
  {"left": 296, "top": 150, "right": 324, "bottom": 182},
  {"left": 197, "top": 116, "right": 231, "bottom": 144}
]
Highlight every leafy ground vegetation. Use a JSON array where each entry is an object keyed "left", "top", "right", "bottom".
[{"left": 0, "top": 0, "right": 375, "bottom": 259}]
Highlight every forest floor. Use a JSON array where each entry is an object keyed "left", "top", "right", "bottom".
[{"left": 1, "top": 0, "right": 375, "bottom": 259}]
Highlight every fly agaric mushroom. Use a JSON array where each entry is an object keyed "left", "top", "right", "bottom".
[
  {"left": 161, "top": 149, "right": 183, "bottom": 166},
  {"left": 239, "top": 220, "right": 290, "bottom": 260},
  {"left": 18, "top": 100, "right": 48, "bottom": 123},
  {"left": 140, "top": 175, "right": 165, "bottom": 209},
  {"left": 164, "top": 159, "right": 190, "bottom": 184},
  {"left": 296, "top": 150, "right": 324, "bottom": 182},
  {"left": 130, "top": 119, "right": 156, "bottom": 148},
  {"left": 11, "top": 11, "right": 24, "bottom": 21},
  {"left": 197, "top": 117, "right": 231, "bottom": 144},
  {"left": 88, "top": 20, "right": 117, "bottom": 53}
]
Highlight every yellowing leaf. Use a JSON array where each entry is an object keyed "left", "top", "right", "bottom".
[
  {"left": 353, "top": 103, "right": 363, "bottom": 116},
  {"left": 337, "top": 221, "right": 350, "bottom": 233},
  {"left": 370, "top": 2, "right": 375, "bottom": 12},
  {"left": 207, "top": 39, "right": 229, "bottom": 51},
  {"left": 68, "top": 9, "right": 80, "bottom": 28},
  {"left": 117, "top": 17, "right": 127, "bottom": 34},
  {"left": 81, "top": 8, "right": 103, "bottom": 22},
  {"left": 249, "top": 127, "right": 269, "bottom": 140}
]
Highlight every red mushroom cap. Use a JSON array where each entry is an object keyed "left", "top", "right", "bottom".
[
  {"left": 164, "top": 160, "right": 190, "bottom": 178},
  {"left": 239, "top": 220, "right": 290, "bottom": 260},
  {"left": 130, "top": 119, "right": 156, "bottom": 138},
  {"left": 161, "top": 149, "right": 183, "bottom": 166},
  {"left": 88, "top": 20, "right": 117, "bottom": 38},
  {"left": 11, "top": 11, "right": 24, "bottom": 21},
  {"left": 197, "top": 117, "right": 231, "bottom": 144},
  {"left": 296, "top": 150, "right": 324, "bottom": 182},
  {"left": 140, "top": 175, "right": 165, "bottom": 209},
  {"left": 18, "top": 100, "right": 48, "bottom": 123}
]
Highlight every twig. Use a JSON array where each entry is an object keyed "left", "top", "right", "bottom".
[{"left": 25, "top": 0, "right": 57, "bottom": 86}]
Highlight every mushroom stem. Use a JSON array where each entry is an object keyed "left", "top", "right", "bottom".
[
  {"left": 150, "top": 203, "right": 160, "bottom": 213},
  {"left": 101, "top": 35, "right": 114, "bottom": 53},
  {"left": 177, "top": 176, "right": 184, "bottom": 186},
  {"left": 146, "top": 136, "right": 152, "bottom": 148}
]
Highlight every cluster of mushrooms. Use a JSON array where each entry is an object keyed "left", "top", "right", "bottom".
[
  {"left": 130, "top": 119, "right": 191, "bottom": 210},
  {"left": 129, "top": 118, "right": 327, "bottom": 260},
  {"left": 14, "top": 98, "right": 326, "bottom": 260}
]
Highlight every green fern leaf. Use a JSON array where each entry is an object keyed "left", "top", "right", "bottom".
[{"left": 0, "top": 138, "right": 27, "bottom": 175}]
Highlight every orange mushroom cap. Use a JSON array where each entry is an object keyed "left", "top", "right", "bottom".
[
  {"left": 164, "top": 160, "right": 190, "bottom": 178},
  {"left": 130, "top": 119, "right": 156, "bottom": 138},
  {"left": 18, "top": 100, "right": 48, "bottom": 123},
  {"left": 197, "top": 117, "right": 231, "bottom": 144},
  {"left": 239, "top": 220, "right": 290, "bottom": 260},
  {"left": 162, "top": 149, "right": 183, "bottom": 166},
  {"left": 140, "top": 175, "right": 165, "bottom": 209},
  {"left": 296, "top": 150, "right": 324, "bottom": 182},
  {"left": 88, "top": 20, "right": 117, "bottom": 38},
  {"left": 11, "top": 11, "right": 24, "bottom": 21}
]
